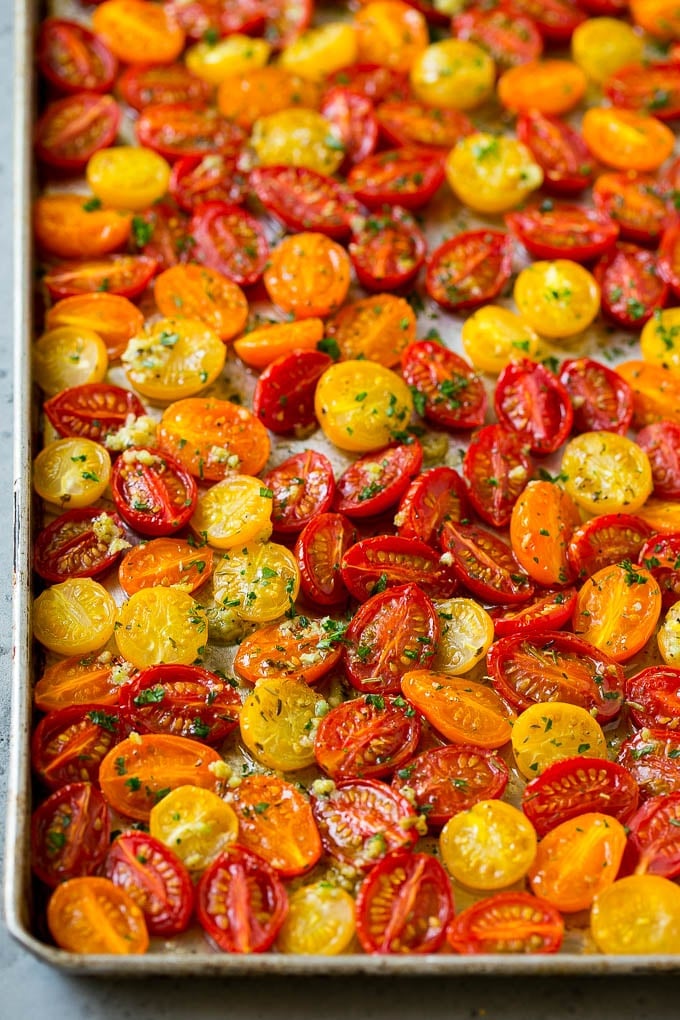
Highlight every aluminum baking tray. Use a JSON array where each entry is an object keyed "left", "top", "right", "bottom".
[{"left": 6, "top": 0, "right": 680, "bottom": 974}]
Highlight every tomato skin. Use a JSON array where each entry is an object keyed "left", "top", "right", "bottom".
[
  {"left": 43, "top": 255, "right": 158, "bottom": 302},
  {"left": 487, "top": 632, "right": 624, "bottom": 721},
  {"left": 595, "top": 244, "right": 668, "bottom": 330},
  {"left": 196, "top": 846, "right": 288, "bottom": 954},
  {"left": 343, "top": 583, "right": 440, "bottom": 694},
  {"left": 32, "top": 704, "right": 122, "bottom": 790},
  {"left": 229, "top": 775, "right": 322, "bottom": 877},
  {"left": 110, "top": 448, "right": 197, "bottom": 538},
  {"left": 31, "top": 782, "right": 111, "bottom": 888},
  {"left": 626, "top": 666, "right": 680, "bottom": 730},
  {"left": 341, "top": 535, "right": 459, "bottom": 602},
  {"left": 38, "top": 19, "right": 118, "bottom": 94},
  {"left": 440, "top": 522, "right": 534, "bottom": 606},
  {"left": 506, "top": 204, "right": 618, "bottom": 262},
  {"left": 522, "top": 757, "right": 639, "bottom": 838},
  {"left": 190, "top": 201, "right": 269, "bottom": 287},
  {"left": 659, "top": 223, "right": 680, "bottom": 299},
  {"left": 325, "top": 294, "right": 416, "bottom": 367},
  {"left": 489, "top": 589, "right": 577, "bottom": 639},
  {"left": 402, "top": 341, "right": 487, "bottom": 431},
  {"left": 158, "top": 397, "right": 270, "bottom": 482},
  {"left": 43, "top": 383, "right": 146, "bottom": 445},
  {"left": 583, "top": 108, "right": 675, "bottom": 173},
  {"left": 314, "top": 694, "right": 422, "bottom": 782},
  {"left": 625, "top": 793, "right": 680, "bottom": 879},
  {"left": 349, "top": 207, "right": 426, "bottom": 292},
  {"left": 250, "top": 165, "right": 362, "bottom": 239},
  {"left": 253, "top": 349, "right": 332, "bottom": 434},
  {"left": 495, "top": 359, "right": 574, "bottom": 456},
  {"left": 104, "top": 831, "right": 194, "bottom": 936},
  {"left": 355, "top": 850, "right": 453, "bottom": 955},
  {"left": 348, "top": 148, "right": 445, "bottom": 210},
  {"left": 425, "top": 230, "right": 512, "bottom": 312},
  {"left": 402, "top": 669, "right": 515, "bottom": 750},
  {"left": 567, "top": 513, "right": 651, "bottom": 581},
  {"left": 516, "top": 112, "right": 594, "bottom": 194},
  {"left": 117, "top": 62, "right": 212, "bottom": 112},
  {"left": 509, "top": 0, "right": 586, "bottom": 42},
  {"left": 636, "top": 423, "right": 680, "bottom": 499},
  {"left": 509, "top": 480, "right": 580, "bottom": 588},
  {"left": 136, "top": 103, "right": 246, "bottom": 162},
  {"left": 47, "top": 876, "right": 149, "bottom": 955},
  {"left": 324, "top": 63, "right": 409, "bottom": 103},
  {"left": 262, "top": 450, "right": 336, "bottom": 535},
  {"left": 463, "top": 425, "right": 533, "bottom": 529},
  {"left": 395, "top": 465, "right": 469, "bottom": 545},
  {"left": 605, "top": 62, "right": 680, "bottom": 121},
  {"left": 452, "top": 5, "right": 543, "bottom": 71},
  {"left": 294, "top": 512, "right": 355, "bottom": 607},
  {"left": 391, "top": 745, "right": 508, "bottom": 828},
  {"left": 639, "top": 533, "right": 680, "bottom": 607},
  {"left": 33, "top": 507, "right": 126, "bottom": 584},
  {"left": 447, "top": 891, "right": 564, "bottom": 955},
  {"left": 132, "top": 200, "right": 193, "bottom": 273},
  {"left": 560, "top": 356, "right": 634, "bottom": 435},
  {"left": 34, "top": 92, "right": 120, "bottom": 170},
  {"left": 593, "top": 173, "right": 669, "bottom": 246},
  {"left": 375, "top": 100, "right": 473, "bottom": 150},
  {"left": 618, "top": 729, "right": 680, "bottom": 800},
  {"left": 320, "top": 87, "right": 379, "bottom": 170},
  {"left": 335, "top": 442, "right": 423, "bottom": 519},
  {"left": 234, "top": 616, "right": 344, "bottom": 686},
  {"left": 574, "top": 562, "right": 662, "bottom": 663},
  {"left": 169, "top": 155, "right": 248, "bottom": 212}
]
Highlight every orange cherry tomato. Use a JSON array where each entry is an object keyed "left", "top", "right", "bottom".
[
  {"left": 636, "top": 498, "right": 680, "bottom": 534},
  {"left": 34, "top": 194, "right": 132, "bottom": 260},
  {"left": 616, "top": 361, "right": 680, "bottom": 428},
  {"left": 157, "top": 397, "right": 270, "bottom": 480},
  {"left": 528, "top": 812, "right": 627, "bottom": 912},
  {"left": 154, "top": 264, "right": 248, "bottom": 342},
  {"left": 92, "top": 0, "right": 185, "bottom": 64},
  {"left": 510, "top": 480, "right": 581, "bottom": 587},
  {"left": 582, "top": 108, "right": 675, "bottom": 172},
  {"left": 401, "top": 669, "right": 515, "bottom": 749},
  {"left": 118, "top": 537, "right": 214, "bottom": 596},
  {"left": 45, "top": 293, "right": 144, "bottom": 361},
  {"left": 232, "top": 318, "right": 324, "bottom": 369},
  {"left": 264, "top": 233, "right": 351, "bottom": 318},
  {"left": 325, "top": 295, "right": 416, "bottom": 367},
  {"left": 47, "top": 876, "right": 149, "bottom": 955},
  {"left": 498, "top": 60, "right": 587, "bottom": 116},
  {"left": 216, "top": 67, "right": 321, "bottom": 130},
  {"left": 233, "top": 615, "right": 344, "bottom": 685},
  {"left": 99, "top": 734, "right": 225, "bottom": 821},
  {"left": 630, "top": 0, "right": 680, "bottom": 38},
  {"left": 33, "top": 653, "right": 135, "bottom": 712},
  {"left": 573, "top": 562, "right": 662, "bottom": 661},
  {"left": 354, "top": 1, "right": 429, "bottom": 72}
]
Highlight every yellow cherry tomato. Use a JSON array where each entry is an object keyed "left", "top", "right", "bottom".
[
  {"left": 212, "top": 542, "right": 300, "bottom": 622},
  {"left": 279, "top": 22, "right": 358, "bottom": 80},
  {"left": 513, "top": 260, "right": 600, "bottom": 339},
  {"left": 571, "top": 18, "right": 644, "bottom": 83},
  {"left": 190, "top": 474, "right": 273, "bottom": 549},
  {"left": 33, "top": 437, "right": 111, "bottom": 509},
  {"left": 277, "top": 883, "right": 357, "bottom": 955},
  {"left": 561, "top": 431, "right": 653, "bottom": 515},
  {"left": 461, "top": 306, "right": 543, "bottom": 375},
  {"left": 86, "top": 146, "right": 171, "bottom": 212},
  {"left": 185, "top": 35, "right": 270, "bottom": 85},
  {"left": 33, "top": 578, "right": 117, "bottom": 656},
  {"left": 445, "top": 133, "right": 543, "bottom": 214},
  {"left": 410, "top": 39, "right": 495, "bottom": 111},
  {"left": 354, "top": 1, "right": 429, "bottom": 72},
  {"left": 511, "top": 702, "right": 608, "bottom": 779},
  {"left": 114, "top": 587, "right": 209, "bottom": 668},
  {"left": 640, "top": 308, "right": 680, "bottom": 373},
  {"left": 239, "top": 677, "right": 324, "bottom": 771},
  {"left": 591, "top": 875, "right": 680, "bottom": 954},
  {"left": 574, "top": 562, "right": 662, "bottom": 662},
  {"left": 251, "top": 109, "right": 345, "bottom": 175},
  {"left": 33, "top": 326, "right": 108, "bottom": 397},
  {"left": 658, "top": 599, "right": 680, "bottom": 666},
  {"left": 121, "top": 317, "right": 226, "bottom": 403},
  {"left": 315, "top": 360, "right": 414, "bottom": 453},
  {"left": 433, "top": 598, "right": 494, "bottom": 674},
  {"left": 440, "top": 800, "right": 537, "bottom": 891},
  {"left": 149, "top": 785, "right": 239, "bottom": 872}
]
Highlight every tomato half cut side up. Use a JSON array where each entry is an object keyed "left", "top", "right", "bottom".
[
  {"left": 509, "top": 0, "right": 586, "bottom": 42},
  {"left": 495, "top": 358, "right": 574, "bottom": 455},
  {"left": 196, "top": 845, "right": 288, "bottom": 953},
  {"left": 625, "top": 793, "right": 680, "bottom": 879},
  {"left": 104, "top": 830, "right": 194, "bottom": 936},
  {"left": 250, "top": 165, "right": 362, "bottom": 239},
  {"left": 334, "top": 441, "right": 423, "bottom": 519},
  {"left": 452, "top": 5, "right": 543, "bottom": 71},
  {"left": 489, "top": 588, "right": 578, "bottom": 638},
  {"left": 136, "top": 102, "right": 247, "bottom": 162},
  {"left": 349, "top": 206, "right": 426, "bottom": 292},
  {"left": 31, "top": 782, "right": 111, "bottom": 888},
  {"left": 402, "top": 341, "right": 487, "bottom": 431},
  {"left": 347, "top": 148, "right": 445, "bottom": 211},
  {"left": 522, "top": 756, "right": 639, "bottom": 837},
  {"left": 32, "top": 704, "right": 122, "bottom": 790},
  {"left": 34, "top": 92, "right": 120, "bottom": 170},
  {"left": 516, "top": 111, "right": 594, "bottom": 194},
  {"left": 559, "top": 356, "right": 635, "bottom": 433},
  {"left": 637, "top": 422, "right": 680, "bottom": 499},
  {"left": 395, "top": 465, "right": 469, "bottom": 544},
  {"left": 314, "top": 694, "right": 422, "bottom": 781},
  {"left": 626, "top": 666, "right": 680, "bottom": 730},
  {"left": 593, "top": 173, "right": 669, "bottom": 245},
  {"left": 253, "top": 349, "right": 332, "bottom": 434},
  {"left": 618, "top": 730, "right": 680, "bottom": 800},
  {"left": 262, "top": 449, "right": 336, "bottom": 535},
  {"left": 605, "top": 63, "right": 680, "bottom": 122},
  {"left": 374, "top": 100, "right": 473, "bottom": 150},
  {"left": 294, "top": 512, "right": 356, "bottom": 607},
  {"left": 355, "top": 850, "right": 453, "bottom": 955},
  {"left": 116, "top": 62, "right": 212, "bottom": 110},
  {"left": 110, "top": 447, "right": 197, "bottom": 537},
  {"left": 229, "top": 774, "right": 322, "bottom": 877},
  {"left": 463, "top": 424, "right": 533, "bottom": 529},
  {"left": 37, "top": 18, "right": 118, "bottom": 94},
  {"left": 447, "top": 892, "right": 564, "bottom": 955},
  {"left": 659, "top": 224, "right": 680, "bottom": 299},
  {"left": 189, "top": 201, "right": 270, "bottom": 286},
  {"left": 234, "top": 615, "right": 344, "bottom": 686},
  {"left": 43, "top": 255, "right": 159, "bottom": 302},
  {"left": 505, "top": 204, "right": 619, "bottom": 262},
  {"left": 440, "top": 522, "right": 534, "bottom": 605},
  {"left": 169, "top": 155, "right": 248, "bottom": 212},
  {"left": 567, "top": 513, "right": 651, "bottom": 580},
  {"left": 425, "top": 230, "right": 513, "bottom": 312},
  {"left": 595, "top": 245, "right": 669, "bottom": 330},
  {"left": 320, "top": 87, "right": 379, "bottom": 170},
  {"left": 340, "top": 535, "right": 458, "bottom": 601},
  {"left": 34, "top": 507, "right": 127, "bottom": 583},
  {"left": 639, "top": 533, "right": 680, "bottom": 607}
]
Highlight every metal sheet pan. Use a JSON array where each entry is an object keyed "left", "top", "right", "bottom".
[{"left": 6, "top": 0, "right": 680, "bottom": 975}]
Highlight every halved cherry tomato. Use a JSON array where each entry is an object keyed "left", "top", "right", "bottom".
[
  {"left": 34, "top": 194, "right": 132, "bottom": 260},
  {"left": 43, "top": 255, "right": 157, "bottom": 302},
  {"left": 234, "top": 319, "right": 324, "bottom": 370},
  {"left": 356, "top": 850, "right": 453, "bottom": 955},
  {"left": 488, "top": 631, "right": 624, "bottom": 719},
  {"left": 45, "top": 294, "right": 144, "bottom": 362},
  {"left": 560, "top": 356, "right": 635, "bottom": 435},
  {"left": 34, "top": 653, "right": 136, "bottom": 712},
  {"left": 315, "top": 694, "right": 421, "bottom": 781},
  {"left": 264, "top": 232, "right": 351, "bottom": 317},
  {"left": 117, "top": 62, "right": 212, "bottom": 112},
  {"left": 349, "top": 207, "right": 426, "bottom": 292},
  {"left": 324, "top": 62, "right": 409, "bottom": 102},
  {"left": 34, "top": 507, "right": 127, "bottom": 584},
  {"left": 131, "top": 199, "right": 194, "bottom": 272},
  {"left": 250, "top": 165, "right": 361, "bottom": 240},
  {"left": 489, "top": 589, "right": 577, "bottom": 638},
  {"left": 573, "top": 562, "right": 662, "bottom": 662},
  {"left": 190, "top": 201, "right": 269, "bottom": 287},
  {"left": 516, "top": 111, "right": 594, "bottom": 195},
  {"left": 149, "top": 784, "right": 238, "bottom": 873},
  {"left": 509, "top": 479, "right": 580, "bottom": 587},
  {"left": 605, "top": 62, "right": 680, "bottom": 121},
  {"left": 617, "top": 361, "right": 680, "bottom": 428},
  {"left": 32, "top": 704, "right": 122, "bottom": 789},
  {"left": 626, "top": 793, "right": 680, "bottom": 878},
  {"left": 310, "top": 778, "right": 417, "bottom": 871},
  {"left": 348, "top": 148, "right": 445, "bottom": 210},
  {"left": 252, "top": 348, "right": 331, "bottom": 434},
  {"left": 196, "top": 846, "right": 288, "bottom": 954},
  {"left": 92, "top": 0, "right": 186, "bottom": 64},
  {"left": 118, "top": 537, "right": 213, "bottom": 597},
  {"left": 392, "top": 745, "right": 508, "bottom": 828},
  {"left": 409, "top": 38, "right": 495, "bottom": 111},
  {"left": 639, "top": 533, "right": 680, "bottom": 607},
  {"left": 425, "top": 230, "right": 512, "bottom": 313},
  {"left": 118, "top": 664, "right": 240, "bottom": 745},
  {"left": 34, "top": 93, "right": 120, "bottom": 170},
  {"left": 453, "top": 5, "right": 543, "bottom": 71},
  {"left": 440, "top": 522, "right": 533, "bottom": 605},
  {"left": 619, "top": 729, "right": 680, "bottom": 799},
  {"left": 320, "top": 87, "right": 379, "bottom": 169},
  {"left": 513, "top": 258, "right": 600, "bottom": 338},
  {"left": 239, "top": 676, "right": 323, "bottom": 771},
  {"left": 315, "top": 359, "right": 414, "bottom": 453},
  {"left": 568, "top": 513, "right": 651, "bottom": 581},
  {"left": 375, "top": 100, "right": 472, "bottom": 149},
  {"left": 498, "top": 60, "right": 586, "bottom": 115},
  {"left": 510, "top": 0, "right": 586, "bottom": 40},
  {"left": 169, "top": 155, "right": 247, "bottom": 213},
  {"left": 402, "top": 341, "right": 487, "bottom": 431},
  {"left": 165, "top": 0, "right": 265, "bottom": 39},
  {"left": 43, "top": 383, "right": 146, "bottom": 445},
  {"left": 335, "top": 442, "right": 422, "bottom": 519},
  {"left": 47, "top": 876, "right": 149, "bottom": 955},
  {"left": 447, "top": 892, "right": 564, "bottom": 955},
  {"left": 354, "top": 1, "right": 428, "bottom": 72},
  {"left": 216, "top": 65, "right": 320, "bottom": 128},
  {"left": 104, "top": 831, "right": 194, "bottom": 936},
  {"left": 294, "top": 512, "right": 356, "bottom": 607},
  {"left": 158, "top": 397, "right": 270, "bottom": 481},
  {"left": 582, "top": 108, "right": 675, "bottom": 172},
  {"left": 111, "top": 448, "right": 197, "bottom": 537},
  {"left": 234, "top": 615, "right": 344, "bottom": 685},
  {"left": 659, "top": 224, "right": 680, "bottom": 299},
  {"left": 593, "top": 172, "right": 670, "bottom": 244},
  {"left": 190, "top": 473, "right": 273, "bottom": 550},
  {"left": 154, "top": 265, "right": 248, "bottom": 343},
  {"left": 229, "top": 775, "right": 322, "bottom": 877},
  {"left": 263, "top": 449, "right": 335, "bottom": 534},
  {"left": 495, "top": 359, "right": 574, "bottom": 456},
  {"left": 325, "top": 294, "right": 416, "bottom": 366},
  {"left": 463, "top": 424, "right": 533, "bottom": 529},
  {"left": 341, "top": 535, "right": 458, "bottom": 601},
  {"left": 637, "top": 422, "right": 680, "bottom": 499},
  {"left": 277, "top": 882, "right": 356, "bottom": 955},
  {"left": 506, "top": 203, "right": 618, "bottom": 262},
  {"left": 261, "top": 0, "right": 314, "bottom": 50},
  {"left": 33, "top": 437, "right": 112, "bottom": 512},
  {"left": 627, "top": 666, "right": 680, "bottom": 730},
  {"left": 37, "top": 18, "right": 118, "bottom": 94},
  {"left": 401, "top": 669, "right": 515, "bottom": 749},
  {"left": 32, "top": 783, "right": 111, "bottom": 888},
  {"left": 137, "top": 103, "right": 246, "bottom": 162},
  {"left": 395, "top": 466, "right": 469, "bottom": 544},
  {"left": 512, "top": 701, "right": 608, "bottom": 778}
]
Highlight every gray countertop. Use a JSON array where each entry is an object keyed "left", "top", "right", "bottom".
[{"left": 1, "top": 4, "right": 679, "bottom": 1014}]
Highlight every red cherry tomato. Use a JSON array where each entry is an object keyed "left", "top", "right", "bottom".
[
  {"left": 626, "top": 793, "right": 680, "bottom": 878},
  {"left": 132, "top": 200, "right": 194, "bottom": 272},
  {"left": 463, "top": 424, "right": 533, "bottom": 529},
  {"left": 567, "top": 513, "right": 652, "bottom": 580},
  {"left": 593, "top": 173, "right": 670, "bottom": 246},
  {"left": 506, "top": 203, "right": 619, "bottom": 262},
  {"left": 447, "top": 892, "right": 564, "bottom": 955},
  {"left": 595, "top": 244, "right": 669, "bottom": 329},
  {"left": 117, "top": 62, "right": 212, "bottom": 112},
  {"left": 314, "top": 694, "right": 422, "bottom": 781},
  {"left": 516, "top": 111, "right": 594, "bottom": 195},
  {"left": 402, "top": 341, "right": 487, "bottom": 431},
  {"left": 169, "top": 155, "right": 248, "bottom": 212},
  {"left": 395, "top": 465, "right": 470, "bottom": 545},
  {"left": 34, "top": 507, "right": 126, "bottom": 584},
  {"left": 341, "top": 535, "right": 459, "bottom": 601},
  {"left": 392, "top": 745, "right": 509, "bottom": 828},
  {"left": 425, "top": 230, "right": 512, "bottom": 312},
  {"left": 439, "top": 522, "right": 534, "bottom": 605},
  {"left": 637, "top": 422, "right": 680, "bottom": 498},
  {"left": 294, "top": 512, "right": 355, "bottom": 607},
  {"left": 110, "top": 447, "right": 197, "bottom": 537},
  {"left": 37, "top": 18, "right": 118, "bottom": 94},
  {"left": 43, "top": 382, "right": 146, "bottom": 444},
  {"left": 489, "top": 588, "right": 578, "bottom": 638},
  {"left": 260, "top": 0, "right": 313, "bottom": 50},
  {"left": 343, "top": 583, "right": 440, "bottom": 694},
  {"left": 250, "top": 165, "right": 362, "bottom": 239},
  {"left": 349, "top": 207, "right": 426, "bottom": 292},
  {"left": 509, "top": 0, "right": 586, "bottom": 42},
  {"left": 576, "top": 0, "right": 627, "bottom": 12},
  {"left": 355, "top": 850, "right": 453, "bottom": 955},
  {"left": 136, "top": 103, "right": 246, "bottom": 162},
  {"left": 166, "top": 0, "right": 266, "bottom": 39},
  {"left": 453, "top": 5, "right": 543, "bottom": 71},
  {"left": 495, "top": 359, "right": 574, "bottom": 456},
  {"left": 618, "top": 730, "right": 680, "bottom": 800},
  {"left": 196, "top": 846, "right": 288, "bottom": 953},
  {"left": 324, "top": 63, "right": 409, "bottom": 104},
  {"left": 104, "top": 830, "right": 194, "bottom": 936},
  {"left": 659, "top": 223, "right": 680, "bottom": 298},
  {"left": 34, "top": 93, "right": 120, "bottom": 170},
  {"left": 252, "top": 348, "right": 332, "bottom": 434},
  {"left": 559, "top": 356, "right": 635, "bottom": 433},
  {"left": 32, "top": 704, "right": 122, "bottom": 789},
  {"left": 605, "top": 63, "right": 680, "bottom": 122},
  {"left": 348, "top": 148, "right": 445, "bottom": 210},
  {"left": 522, "top": 757, "right": 639, "bottom": 837},
  {"left": 31, "top": 782, "right": 111, "bottom": 888},
  {"left": 43, "top": 255, "right": 158, "bottom": 301},
  {"left": 320, "top": 87, "right": 379, "bottom": 170},
  {"left": 189, "top": 201, "right": 269, "bottom": 286},
  {"left": 626, "top": 666, "right": 680, "bottom": 730},
  {"left": 335, "top": 442, "right": 423, "bottom": 519},
  {"left": 375, "top": 100, "right": 473, "bottom": 150},
  {"left": 487, "top": 631, "right": 624, "bottom": 720},
  {"left": 262, "top": 449, "right": 336, "bottom": 535},
  {"left": 639, "top": 533, "right": 680, "bottom": 607}
]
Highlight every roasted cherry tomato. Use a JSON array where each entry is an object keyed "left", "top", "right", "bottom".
[
  {"left": 137, "top": 103, "right": 246, "bottom": 162},
  {"left": 334, "top": 442, "right": 422, "bottom": 519},
  {"left": 401, "top": 669, "right": 515, "bottom": 749},
  {"left": 32, "top": 783, "right": 111, "bottom": 888},
  {"left": 47, "top": 876, "right": 148, "bottom": 955},
  {"left": 605, "top": 62, "right": 680, "bottom": 121},
  {"left": 489, "top": 589, "right": 578, "bottom": 638},
  {"left": 34, "top": 93, "right": 120, "bottom": 171},
  {"left": 118, "top": 537, "right": 213, "bottom": 596},
  {"left": 158, "top": 397, "right": 270, "bottom": 481},
  {"left": 264, "top": 232, "right": 351, "bottom": 317},
  {"left": 659, "top": 224, "right": 680, "bottom": 299},
  {"left": 627, "top": 666, "right": 680, "bottom": 731},
  {"left": 34, "top": 507, "right": 127, "bottom": 584},
  {"left": 354, "top": 1, "right": 429, "bottom": 73},
  {"left": 349, "top": 207, "right": 426, "bottom": 292},
  {"left": 617, "top": 361, "right": 680, "bottom": 429},
  {"left": 637, "top": 423, "right": 680, "bottom": 499},
  {"left": 250, "top": 165, "right": 361, "bottom": 240},
  {"left": 375, "top": 100, "right": 472, "bottom": 150},
  {"left": 253, "top": 349, "right": 332, "bottom": 434},
  {"left": 625, "top": 793, "right": 680, "bottom": 878},
  {"left": 130, "top": 199, "right": 194, "bottom": 272},
  {"left": 639, "top": 533, "right": 680, "bottom": 607},
  {"left": 593, "top": 172, "right": 670, "bottom": 244},
  {"left": 32, "top": 704, "right": 122, "bottom": 789},
  {"left": 234, "top": 615, "right": 344, "bottom": 686},
  {"left": 516, "top": 111, "right": 594, "bottom": 195},
  {"left": 33, "top": 653, "right": 136, "bottom": 713},
  {"left": 402, "top": 341, "right": 487, "bottom": 431},
  {"left": 512, "top": 702, "right": 608, "bottom": 778},
  {"left": 560, "top": 356, "right": 634, "bottom": 434},
  {"left": 453, "top": 5, "right": 543, "bottom": 71},
  {"left": 154, "top": 264, "right": 248, "bottom": 343},
  {"left": 276, "top": 882, "right": 356, "bottom": 956},
  {"left": 33, "top": 580, "right": 117, "bottom": 660},
  {"left": 315, "top": 359, "right": 414, "bottom": 453},
  {"left": 43, "top": 255, "right": 158, "bottom": 302},
  {"left": 327, "top": 293, "right": 416, "bottom": 366},
  {"left": 348, "top": 148, "right": 445, "bottom": 210},
  {"left": 37, "top": 18, "right": 118, "bottom": 94},
  {"left": 440, "top": 522, "right": 533, "bottom": 605},
  {"left": 33, "top": 437, "right": 112, "bottom": 512},
  {"left": 440, "top": 799, "right": 537, "bottom": 890},
  {"left": 509, "top": 479, "right": 580, "bottom": 587},
  {"left": 315, "top": 694, "right": 421, "bottom": 781},
  {"left": 447, "top": 892, "right": 564, "bottom": 955},
  {"left": 111, "top": 448, "right": 197, "bottom": 537},
  {"left": 228, "top": 775, "right": 322, "bottom": 877},
  {"left": 294, "top": 512, "right": 356, "bottom": 607},
  {"left": 169, "top": 155, "right": 247, "bottom": 213},
  {"left": 462, "top": 304, "right": 543, "bottom": 376},
  {"left": 591, "top": 875, "right": 680, "bottom": 954},
  {"left": 506, "top": 203, "right": 618, "bottom": 262},
  {"left": 320, "top": 87, "right": 379, "bottom": 169},
  {"left": 618, "top": 729, "right": 680, "bottom": 800},
  {"left": 498, "top": 60, "right": 586, "bottom": 116},
  {"left": 495, "top": 359, "right": 574, "bottom": 455},
  {"left": 561, "top": 431, "right": 653, "bottom": 516},
  {"left": 239, "top": 677, "right": 323, "bottom": 771},
  {"left": 341, "top": 535, "right": 458, "bottom": 602},
  {"left": 324, "top": 62, "right": 409, "bottom": 102},
  {"left": 92, "top": 0, "right": 186, "bottom": 64},
  {"left": 43, "top": 382, "right": 146, "bottom": 445},
  {"left": 263, "top": 449, "right": 335, "bottom": 534},
  {"left": 117, "top": 62, "right": 212, "bottom": 111},
  {"left": 463, "top": 425, "right": 533, "bottom": 529},
  {"left": 511, "top": 0, "right": 586, "bottom": 40},
  {"left": 425, "top": 230, "right": 512, "bottom": 313},
  {"left": 45, "top": 293, "right": 144, "bottom": 362},
  {"left": 395, "top": 466, "right": 469, "bottom": 545},
  {"left": 34, "top": 194, "right": 131, "bottom": 260},
  {"left": 568, "top": 513, "right": 651, "bottom": 581},
  {"left": 582, "top": 108, "right": 675, "bottom": 172},
  {"left": 104, "top": 831, "right": 194, "bottom": 936},
  {"left": 190, "top": 474, "right": 273, "bottom": 550},
  {"left": 122, "top": 316, "right": 226, "bottom": 402},
  {"left": 149, "top": 784, "right": 238, "bottom": 873},
  {"left": 234, "top": 318, "right": 324, "bottom": 370},
  {"left": 190, "top": 201, "right": 269, "bottom": 287}
]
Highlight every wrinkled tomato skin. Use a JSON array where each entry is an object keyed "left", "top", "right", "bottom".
[
  {"left": 495, "top": 358, "right": 574, "bottom": 456},
  {"left": 522, "top": 756, "right": 639, "bottom": 837},
  {"left": 425, "top": 230, "right": 512, "bottom": 312},
  {"left": 37, "top": 19, "right": 118, "bottom": 95},
  {"left": 295, "top": 512, "right": 356, "bottom": 607},
  {"left": 516, "top": 112, "right": 594, "bottom": 194},
  {"left": 34, "top": 507, "right": 126, "bottom": 583},
  {"left": 341, "top": 535, "right": 459, "bottom": 602},
  {"left": 395, "top": 466, "right": 469, "bottom": 545},
  {"left": 349, "top": 207, "right": 426, "bottom": 292},
  {"left": 626, "top": 666, "right": 680, "bottom": 731},
  {"left": 31, "top": 704, "right": 122, "bottom": 790},
  {"left": 624, "top": 793, "right": 680, "bottom": 879},
  {"left": 250, "top": 165, "right": 362, "bottom": 240},
  {"left": 637, "top": 422, "right": 680, "bottom": 498},
  {"left": 568, "top": 513, "right": 652, "bottom": 581},
  {"left": 110, "top": 447, "right": 198, "bottom": 538},
  {"left": 334, "top": 442, "right": 423, "bottom": 519},
  {"left": 463, "top": 424, "right": 533, "bottom": 529},
  {"left": 314, "top": 695, "right": 422, "bottom": 782},
  {"left": 639, "top": 533, "right": 680, "bottom": 608},
  {"left": 440, "top": 522, "right": 534, "bottom": 605},
  {"left": 34, "top": 93, "right": 121, "bottom": 171},
  {"left": 31, "top": 782, "right": 111, "bottom": 888},
  {"left": 320, "top": 88, "right": 379, "bottom": 170},
  {"left": 618, "top": 730, "right": 680, "bottom": 801},
  {"left": 595, "top": 245, "right": 669, "bottom": 330},
  {"left": 559, "top": 357, "right": 634, "bottom": 434},
  {"left": 253, "top": 349, "right": 332, "bottom": 434},
  {"left": 489, "top": 589, "right": 577, "bottom": 638},
  {"left": 505, "top": 205, "right": 619, "bottom": 262},
  {"left": 263, "top": 449, "right": 336, "bottom": 535},
  {"left": 402, "top": 341, "right": 487, "bottom": 431}
]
